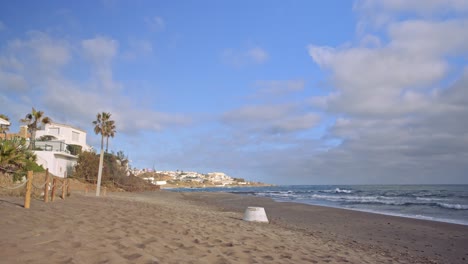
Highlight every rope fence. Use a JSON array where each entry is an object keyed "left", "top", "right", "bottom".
[
  {"left": 0, "top": 180, "right": 28, "bottom": 190},
  {"left": 0, "top": 169, "right": 71, "bottom": 209}
]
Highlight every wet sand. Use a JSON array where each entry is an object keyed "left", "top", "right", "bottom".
[{"left": 0, "top": 191, "right": 467, "bottom": 263}]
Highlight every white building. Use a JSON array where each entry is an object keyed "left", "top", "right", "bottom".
[
  {"left": 33, "top": 122, "right": 92, "bottom": 178},
  {"left": 0, "top": 117, "right": 10, "bottom": 127},
  {"left": 0, "top": 117, "right": 10, "bottom": 137},
  {"left": 35, "top": 122, "right": 91, "bottom": 151}
]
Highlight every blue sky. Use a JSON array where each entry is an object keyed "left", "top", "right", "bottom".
[{"left": 1, "top": 0, "right": 468, "bottom": 184}]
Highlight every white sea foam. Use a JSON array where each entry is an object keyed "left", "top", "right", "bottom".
[
  {"left": 335, "top": 188, "right": 352, "bottom": 193},
  {"left": 311, "top": 194, "right": 400, "bottom": 204},
  {"left": 323, "top": 188, "right": 353, "bottom": 194},
  {"left": 416, "top": 197, "right": 447, "bottom": 201},
  {"left": 436, "top": 203, "right": 468, "bottom": 210}
]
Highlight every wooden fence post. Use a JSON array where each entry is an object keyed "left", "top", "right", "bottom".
[
  {"left": 61, "top": 179, "right": 66, "bottom": 199},
  {"left": 51, "top": 178, "right": 57, "bottom": 202},
  {"left": 66, "top": 179, "right": 70, "bottom": 197},
  {"left": 24, "top": 171, "right": 33, "bottom": 209},
  {"left": 44, "top": 169, "right": 50, "bottom": 203}
]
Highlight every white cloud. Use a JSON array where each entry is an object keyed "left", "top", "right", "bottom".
[
  {"left": 1, "top": 31, "right": 191, "bottom": 141},
  {"left": 123, "top": 39, "right": 153, "bottom": 59},
  {"left": 307, "top": 18, "right": 468, "bottom": 117},
  {"left": 146, "top": 16, "right": 165, "bottom": 32},
  {"left": 0, "top": 71, "right": 28, "bottom": 92},
  {"left": 247, "top": 47, "right": 269, "bottom": 64},
  {"left": 82, "top": 36, "right": 117, "bottom": 64},
  {"left": 303, "top": 1, "right": 468, "bottom": 183},
  {"left": 222, "top": 103, "right": 319, "bottom": 134},
  {"left": 82, "top": 36, "right": 120, "bottom": 91},
  {"left": 355, "top": 0, "right": 468, "bottom": 16},
  {"left": 222, "top": 46, "right": 269, "bottom": 67},
  {"left": 253, "top": 80, "right": 304, "bottom": 97},
  {"left": 354, "top": 0, "right": 468, "bottom": 32},
  {"left": 7, "top": 31, "right": 71, "bottom": 73},
  {"left": 0, "top": 32, "right": 71, "bottom": 94},
  {"left": 115, "top": 109, "right": 191, "bottom": 134},
  {"left": 389, "top": 19, "right": 468, "bottom": 55},
  {"left": 308, "top": 45, "right": 447, "bottom": 116}
]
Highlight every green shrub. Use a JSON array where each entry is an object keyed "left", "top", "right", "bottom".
[
  {"left": 73, "top": 151, "right": 157, "bottom": 192},
  {"left": 67, "top": 144, "right": 82, "bottom": 156},
  {"left": 24, "top": 159, "right": 45, "bottom": 172}
]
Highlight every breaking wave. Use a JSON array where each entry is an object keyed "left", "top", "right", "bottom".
[{"left": 322, "top": 188, "right": 353, "bottom": 194}]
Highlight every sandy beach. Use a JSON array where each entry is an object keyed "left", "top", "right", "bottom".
[{"left": 1, "top": 190, "right": 467, "bottom": 264}]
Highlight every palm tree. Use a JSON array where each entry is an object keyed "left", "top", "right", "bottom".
[
  {"left": 20, "top": 108, "right": 51, "bottom": 150},
  {"left": 0, "top": 114, "right": 10, "bottom": 138},
  {"left": 0, "top": 137, "right": 30, "bottom": 172},
  {"left": 92, "top": 112, "right": 114, "bottom": 196},
  {"left": 93, "top": 112, "right": 111, "bottom": 151},
  {"left": 105, "top": 120, "right": 116, "bottom": 153}
]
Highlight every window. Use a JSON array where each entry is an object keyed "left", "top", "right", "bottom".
[{"left": 72, "top": 131, "right": 79, "bottom": 142}]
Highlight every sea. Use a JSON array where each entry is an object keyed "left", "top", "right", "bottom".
[{"left": 169, "top": 185, "right": 468, "bottom": 226}]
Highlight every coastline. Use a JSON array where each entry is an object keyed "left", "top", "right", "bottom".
[
  {"left": 166, "top": 184, "right": 468, "bottom": 227},
  {"left": 1, "top": 190, "right": 467, "bottom": 263},
  {"left": 181, "top": 191, "right": 468, "bottom": 264}
]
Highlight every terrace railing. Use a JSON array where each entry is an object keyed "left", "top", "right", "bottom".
[{"left": 34, "top": 140, "right": 71, "bottom": 154}]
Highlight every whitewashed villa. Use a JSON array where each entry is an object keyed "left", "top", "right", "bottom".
[{"left": 33, "top": 122, "right": 92, "bottom": 177}]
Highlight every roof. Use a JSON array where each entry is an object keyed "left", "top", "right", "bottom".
[
  {"left": 0, "top": 117, "right": 10, "bottom": 126},
  {"left": 45, "top": 122, "right": 87, "bottom": 133}
]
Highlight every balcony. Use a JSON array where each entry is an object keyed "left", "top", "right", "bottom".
[{"left": 34, "top": 140, "right": 82, "bottom": 156}]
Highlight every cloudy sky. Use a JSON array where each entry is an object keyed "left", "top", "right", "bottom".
[{"left": 1, "top": 0, "right": 468, "bottom": 184}]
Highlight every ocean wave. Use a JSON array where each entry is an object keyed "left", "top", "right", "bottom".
[
  {"left": 311, "top": 194, "right": 387, "bottom": 203},
  {"left": 322, "top": 188, "right": 353, "bottom": 194},
  {"left": 335, "top": 188, "right": 353, "bottom": 193},
  {"left": 253, "top": 191, "right": 295, "bottom": 199},
  {"left": 436, "top": 203, "right": 468, "bottom": 210},
  {"left": 309, "top": 194, "right": 468, "bottom": 210},
  {"left": 346, "top": 200, "right": 468, "bottom": 210},
  {"left": 415, "top": 197, "right": 448, "bottom": 201}
]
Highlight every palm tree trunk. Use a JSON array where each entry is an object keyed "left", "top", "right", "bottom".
[
  {"left": 106, "top": 136, "right": 109, "bottom": 153},
  {"left": 29, "top": 129, "right": 36, "bottom": 150},
  {"left": 96, "top": 135, "right": 104, "bottom": 196}
]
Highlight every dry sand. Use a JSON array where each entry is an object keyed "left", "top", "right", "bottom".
[{"left": 1, "top": 190, "right": 467, "bottom": 264}]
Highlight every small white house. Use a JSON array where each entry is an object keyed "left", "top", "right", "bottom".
[{"left": 33, "top": 122, "right": 92, "bottom": 178}]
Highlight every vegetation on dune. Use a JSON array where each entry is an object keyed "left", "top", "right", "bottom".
[
  {"left": 0, "top": 137, "right": 44, "bottom": 181},
  {"left": 73, "top": 151, "right": 158, "bottom": 192}
]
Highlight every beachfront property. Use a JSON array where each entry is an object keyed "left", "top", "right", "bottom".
[
  {"left": 32, "top": 122, "right": 92, "bottom": 178},
  {"left": 0, "top": 116, "right": 10, "bottom": 134},
  {"left": 1, "top": 121, "right": 91, "bottom": 177}
]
